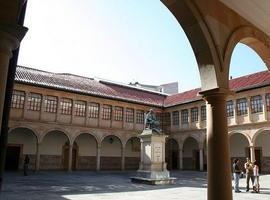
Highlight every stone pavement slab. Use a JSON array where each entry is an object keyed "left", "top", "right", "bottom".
[{"left": 1, "top": 171, "right": 270, "bottom": 200}]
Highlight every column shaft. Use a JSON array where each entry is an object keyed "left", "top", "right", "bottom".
[
  {"left": 96, "top": 145, "right": 101, "bottom": 171},
  {"left": 203, "top": 91, "right": 232, "bottom": 200},
  {"left": 199, "top": 148, "right": 204, "bottom": 171},
  {"left": 250, "top": 146, "right": 255, "bottom": 163},
  {"left": 121, "top": 147, "right": 125, "bottom": 171},
  {"left": 35, "top": 142, "right": 40, "bottom": 171},
  {"left": 179, "top": 148, "right": 183, "bottom": 170},
  {"left": 68, "top": 145, "right": 73, "bottom": 171}
]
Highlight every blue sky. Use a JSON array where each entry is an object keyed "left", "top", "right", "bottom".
[{"left": 18, "top": 0, "right": 267, "bottom": 92}]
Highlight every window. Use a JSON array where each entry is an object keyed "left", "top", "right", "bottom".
[
  {"left": 226, "top": 100, "right": 234, "bottom": 117},
  {"left": 181, "top": 109, "right": 189, "bottom": 124},
  {"left": 237, "top": 98, "right": 247, "bottom": 116},
  {"left": 266, "top": 93, "right": 270, "bottom": 111},
  {"left": 191, "top": 107, "right": 198, "bottom": 122},
  {"left": 126, "top": 108, "right": 134, "bottom": 123},
  {"left": 136, "top": 110, "right": 144, "bottom": 124},
  {"left": 201, "top": 105, "right": 206, "bottom": 121},
  {"left": 163, "top": 112, "right": 171, "bottom": 128},
  {"left": 102, "top": 105, "right": 112, "bottom": 120},
  {"left": 251, "top": 95, "right": 263, "bottom": 113},
  {"left": 74, "top": 101, "right": 86, "bottom": 117},
  {"left": 44, "top": 95, "right": 57, "bottom": 113},
  {"left": 11, "top": 90, "right": 25, "bottom": 109},
  {"left": 28, "top": 93, "right": 42, "bottom": 111},
  {"left": 114, "top": 106, "right": 123, "bottom": 121},
  {"left": 89, "top": 102, "right": 99, "bottom": 118},
  {"left": 172, "top": 111, "right": 179, "bottom": 125},
  {"left": 60, "top": 98, "right": 72, "bottom": 115}
]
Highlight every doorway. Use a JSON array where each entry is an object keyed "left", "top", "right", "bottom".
[{"left": 5, "top": 145, "right": 21, "bottom": 171}]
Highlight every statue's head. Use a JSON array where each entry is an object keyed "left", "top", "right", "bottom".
[{"left": 149, "top": 109, "right": 154, "bottom": 113}]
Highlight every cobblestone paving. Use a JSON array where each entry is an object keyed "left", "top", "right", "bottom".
[{"left": 1, "top": 171, "right": 270, "bottom": 200}]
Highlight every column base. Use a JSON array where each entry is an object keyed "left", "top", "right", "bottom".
[{"left": 130, "top": 170, "right": 176, "bottom": 185}]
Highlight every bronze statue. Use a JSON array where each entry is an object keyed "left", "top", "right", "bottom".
[{"left": 144, "top": 109, "right": 162, "bottom": 134}]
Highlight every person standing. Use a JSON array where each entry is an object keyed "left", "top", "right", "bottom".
[
  {"left": 23, "top": 155, "right": 30, "bottom": 176},
  {"left": 244, "top": 157, "right": 254, "bottom": 192},
  {"left": 233, "top": 158, "right": 242, "bottom": 193},
  {"left": 252, "top": 161, "right": 260, "bottom": 193}
]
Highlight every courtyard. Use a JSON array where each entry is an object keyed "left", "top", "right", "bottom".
[{"left": 1, "top": 171, "right": 270, "bottom": 200}]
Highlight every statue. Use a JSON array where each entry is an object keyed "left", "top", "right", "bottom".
[{"left": 144, "top": 109, "right": 162, "bottom": 134}]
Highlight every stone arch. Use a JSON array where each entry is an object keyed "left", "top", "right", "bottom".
[
  {"left": 229, "top": 130, "right": 251, "bottom": 145},
  {"left": 166, "top": 138, "right": 179, "bottom": 170},
  {"left": 41, "top": 128, "right": 71, "bottom": 144},
  {"left": 252, "top": 128, "right": 270, "bottom": 172},
  {"left": 100, "top": 134, "right": 122, "bottom": 170},
  {"left": 252, "top": 128, "right": 270, "bottom": 145},
  {"left": 74, "top": 132, "right": 100, "bottom": 146},
  {"left": 8, "top": 126, "right": 39, "bottom": 142},
  {"left": 162, "top": 0, "right": 223, "bottom": 91},
  {"left": 73, "top": 132, "right": 99, "bottom": 170},
  {"left": 124, "top": 137, "right": 140, "bottom": 170},
  {"left": 40, "top": 129, "right": 71, "bottom": 170},
  {"left": 229, "top": 131, "right": 250, "bottom": 167},
  {"left": 182, "top": 136, "right": 200, "bottom": 170},
  {"left": 6, "top": 127, "right": 39, "bottom": 171},
  {"left": 224, "top": 26, "right": 270, "bottom": 74}
]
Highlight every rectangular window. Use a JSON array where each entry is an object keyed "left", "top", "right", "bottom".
[
  {"left": 60, "top": 98, "right": 72, "bottom": 115},
  {"left": 191, "top": 107, "right": 198, "bottom": 122},
  {"left": 11, "top": 90, "right": 25, "bottom": 109},
  {"left": 251, "top": 95, "right": 263, "bottom": 113},
  {"left": 136, "top": 110, "right": 144, "bottom": 124},
  {"left": 163, "top": 112, "right": 171, "bottom": 128},
  {"left": 201, "top": 105, "right": 206, "bottom": 121},
  {"left": 126, "top": 108, "right": 134, "bottom": 123},
  {"left": 181, "top": 109, "right": 189, "bottom": 124},
  {"left": 266, "top": 93, "right": 270, "bottom": 111},
  {"left": 172, "top": 111, "right": 179, "bottom": 125},
  {"left": 74, "top": 100, "right": 86, "bottom": 117},
  {"left": 102, "top": 105, "right": 112, "bottom": 120},
  {"left": 114, "top": 106, "right": 123, "bottom": 121},
  {"left": 28, "top": 93, "right": 42, "bottom": 111},
  {"left": 89, "top": 102, "right": 99, "bottom": 118},
  {"left": 44, "top": 95, "right": 57, "bottom": 113},
  {"left": 226, "top": 100, "right": 234, "bottom": 117},
  {"left": 237, "top": 98, "right": 248, "bottom": 116}
]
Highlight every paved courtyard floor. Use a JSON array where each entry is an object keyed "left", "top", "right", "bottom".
[{"left": 1, "top": 171, "right": 270, "bottom": 200}]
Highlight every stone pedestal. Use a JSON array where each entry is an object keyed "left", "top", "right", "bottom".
[{"left": 131, "top": 129, "right": 176, "bottom": 185}]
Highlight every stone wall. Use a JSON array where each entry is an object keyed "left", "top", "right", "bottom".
[
  {"left": 40, "top": 155, "right": 63, "bottom": 170},
  {"left": 77, "top": 156, "right": 96, "bottom": 170},
  {"left": 125, "top": 157, "right": 140, "bottom": 170},
  {"left": 100, "top": 157, "right": 121, "bottom": 170}
]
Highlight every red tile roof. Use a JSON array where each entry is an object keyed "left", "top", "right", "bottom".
[
  {"left": 15, "top": 66, "right": 166, "bottom": 107},
  {"left": 15, "top": 66, "right": 270, "bottom": 108},
  {"left": 164, "top": 70, "right": 270, "bottom": 107}
]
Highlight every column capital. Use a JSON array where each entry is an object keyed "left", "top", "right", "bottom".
[
  {"left": 199, "top": 88, "right": 233, "bottom": 100},
  {"left": 0, "top": 24, "right": 28, "bottom": 56}
]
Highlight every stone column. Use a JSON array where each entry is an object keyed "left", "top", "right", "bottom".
[
  {"left": 68, "top": 144, "right": 73, "bottom": 171},
  {"left": 0, "top": 29, "right": 23, "bottom": 130},
  {"left": 71, "top": 100, "right": 75, "bottom": 124},
  {"left": 198, "top": 106, "right": 202, "bottom": 129},
  {"left": 96, "top": 144, "right": 101, "bottom": 171},
  {"left": 233, "top": 99, "right": 238, "bottom": 125},
  {"left": 178, "top": 148, "right": 183, "bottom": 170},
  {"left": 201, "top": 89, "right": 232, "bottom": 200},
  {"left": 247, "top": 96, "right": 252, "bottom": 123},
  {"left": 56, "top": 97, "right": 61, "bottom": 122},
  {"left": 123, "top": 107, "right": 126, "bottom": 129},
  {"left": 85, "top": 101, "right": 89, "bottom": 126},
  {"left": 110, "top": 106, "right": 114, "bottom": 128},
  {"left": 39, "top": 94, "right": 45, "bottom": 121},
  {"left": 98, "top": 104, "right": 103, "bottom": 127},
  {"left": 250, "top": 145, "right": 255, "bottom": 163},
  {"left": 121, "top": 146, "right": 125, "bottom": 171},
  {"left": 23, "top": 91, "right": 29, "bottom": 119},
  {"left": 199, "top": 148, "right": 204, "bottom": 171},
  {"left": 262, "top": 94, "right": 268, "bottom": 121},
  {"left": 35, "top": 142, "right": 41, "bottom": 171},
  {"left": 133, "top": 109, "right": 137, "bottom": 130}
]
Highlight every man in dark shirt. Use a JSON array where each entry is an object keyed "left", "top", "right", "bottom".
[{"left": 233, "top": 158, "right": 242, "bottom": 193}]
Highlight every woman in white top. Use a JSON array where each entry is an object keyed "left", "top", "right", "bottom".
[{"left": 252, "top": 161, "right": 260, "bottom": 193}]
